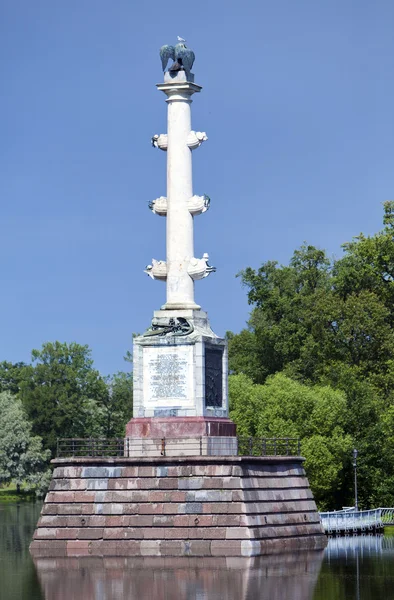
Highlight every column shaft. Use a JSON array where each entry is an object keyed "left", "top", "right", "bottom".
[{"left": 164, "top": 91, "right": 198, "bottom": 309}]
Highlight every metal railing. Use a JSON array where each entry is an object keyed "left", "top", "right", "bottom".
[
  {"left": 319, "top": 508, "right": 392, "bottom": 534},
  {"left": 56, "top": 436, "right": 301, "bottom": 458},
  {"left": 57, "top": 438, "right": 125, "bottom": 458}
]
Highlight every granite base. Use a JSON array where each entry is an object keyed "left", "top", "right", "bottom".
[{"left": 30, "top": 456, "right": 327, "bottom": 557}]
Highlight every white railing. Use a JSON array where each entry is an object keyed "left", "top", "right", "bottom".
[{"left": 319, "top": 508, "right": 387, "bottom": 533}]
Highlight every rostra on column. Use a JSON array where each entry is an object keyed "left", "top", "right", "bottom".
[{"left": 158, "top": 80, "right": 202, "bottom": 309}]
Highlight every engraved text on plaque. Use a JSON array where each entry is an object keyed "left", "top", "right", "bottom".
[{"left": 143, "top": 346, "right": 192, "bottom": 405}]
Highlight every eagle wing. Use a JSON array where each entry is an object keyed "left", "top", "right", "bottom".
[
  {"left": 175, "top": 45, "right": 195, "bottom": 78},
  {"left": 160, "top": 45, "right": 175, "bottom": 72}
]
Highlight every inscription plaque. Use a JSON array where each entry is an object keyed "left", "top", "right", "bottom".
[
  {"left": 205, "top": 347, "right": 223, "bottom": 408},
  {"left": 143, "top": 346, "right": 193, "bottom": 406}
]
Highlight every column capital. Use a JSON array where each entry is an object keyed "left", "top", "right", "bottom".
[{"left": 157, "top": 72, "right": 202, "bottom": 99}]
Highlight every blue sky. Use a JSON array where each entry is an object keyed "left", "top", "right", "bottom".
[{"left": 1, "top": 0, "right": 394, "bottom": 375}]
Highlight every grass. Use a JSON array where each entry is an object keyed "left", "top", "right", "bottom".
[
  {"left": 384, "top": 526, "right": 394, "bottom": 536},
  {"left": 0, "top": 483, "right": 36, "bottom": 503}
]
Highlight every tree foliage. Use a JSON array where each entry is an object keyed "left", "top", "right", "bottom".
[
  {"left": 20, "top": 342, "right": 107, "bottom": 454},
  {"left": 0, "top": 391, "right": 50, "bottom": 495},
  {"left": 0, "top": 343, "right": 133, "bottom": 495},
  {"left": 229, "top": 373, "right": 352, "bottom": 509},
  {"left": 229, "top": 202, "right": 394, "bottom": 509}
]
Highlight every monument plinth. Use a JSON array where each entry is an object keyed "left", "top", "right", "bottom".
[{"left": 126, "top": 55, "right": 236, "bottom": 452}]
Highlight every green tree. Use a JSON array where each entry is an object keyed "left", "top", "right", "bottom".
[
  {"left": 0, "top": 361, "right": 30, "bottom": 395},
  {"left": 229, "top": 245, "right": 332, "bottom": 383},
  {"left": 0, "top": 391, "right": 50, "bottom": 495},
  {"left": 229, "top": 373, "right": 352, "bottom": 509},
  {"left": 21, "top": 341, "right": 106, "bottom": 454},
  {"left": 334, "top": 201, "right": 394, "bottom": 317},
  {"left": 228, "top": 204, "right": 394, "bottom": 508},
  {"left": 100, "top": 371, "right": 133, "bottom": 438}
]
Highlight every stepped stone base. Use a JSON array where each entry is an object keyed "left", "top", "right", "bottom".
[{"left": 30, "top": 456, "right": 327, "bottom": 557}]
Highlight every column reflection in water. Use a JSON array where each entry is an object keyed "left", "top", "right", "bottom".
[{"left": 33, "top": 551, "right": 324, "bottom": 600}]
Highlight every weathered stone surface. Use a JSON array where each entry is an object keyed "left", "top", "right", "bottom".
[
  {"left": 30, "top": 456, "right": 326, "bottom": 557},
  {"left": 178, "top": 477, "right": 203, "bottom": 490}
]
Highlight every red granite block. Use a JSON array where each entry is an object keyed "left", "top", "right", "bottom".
[
  {"left": 158, "top": 478, "right": 178, "bottom": 490},
  {"left": 216, "top": 515, "right": 241, "bottom": 527},
  {"left": 102, "top": 516, "right": 123, "bottom": 527},
  {"left": 34, "top": 528, "right": 58, "bottom": 539},
  {"left": 172, "top": 515, "right": 189, "bottom": 527},
  {"left": 74, "top": 492, "right": 95, "bottom": 503},
  {"left": 188, "top": 515, "right": 214, "bottom": 527},
  {"left": 56, "top": 528, "right": 78, "bottom": 540},
  {"left": 126, "top": 416, "right": 236, "bottom": 439},
  {"left": 137, "top": 478, "right": 156, "bottom": 490},
  {"left": 163, "top": 527, "right": 189, "bottom": 540},
  {"left": 128, "top": 515, "right": 153, "bottom": 527},
  {"left": 103, "top": 528, "right": 143, "bottom": 540},
  {"left": 108, "top": 479, "right": 126, "bottom": 490},
  {"left": 43, "top": 503, "right": 76, "bottom": 515},
  {"left": 46, "top": 491, "right": 75, "bottom": 503},
  {"left": 160, "top": 541, "right": 184, "bottom": 556},
  {"left": 77, "top": 528, "right": 104, "bottom": 540},
  {"left": 139, "top": 503, "right": 163, "bottom": 515},
  {"left": 187, "top": 527, "right": 226, "bottom": 540},
  {"left": 162, "top": 503, "right": 180, "bottom": 514},
  {"left": 68, "top": 516, "right": 103, "bottom": 527},
  {"left": 167, "top": 466, "right": 192, "bottom": 477},
  {"left": 202, "top": 503, "right": 231, "bottom": 514},
  {"left": 52, "top": 467, "right": 65, "bottom": 478},
  {"left": 138, "top": 466, "right": 155, "bottom": 477},
  {"left": 111, "top": 479, "right": 139, "bottom": 490},
  {"left": 69, "top": 479, "right": 88, "bottom": 491},
  {"left": 226, "top": 527, "right": 250, "bottom": 540},
  {"left": 140, "top": 540, "right": 161, "bottom": 556},
  {"left": 66, "top": 541, "right": 90, "bottom": 549},
  {"left": 221, "top": 477, "right": 242, "bottom": 489},
  {"left": 153, "top": 515, "right": 174, "bottom": 526},
  {"left": 66, "top": 541, "right": 92, "bottom": 556},
  {"left": 146, "top": 491, "right": 166, "bottom": 502},
  {"left": 37, "top": 516, "right": 66, "bottom": 528},
  {"left": 121, "top": 467, "right": 139, "bottom": 477},
  {"left": 105, "top": 491, "right": 133, "bottom": 503},
  {"left": 142, "top": 528, "right": 166, "bottom": 539},
  {"left": 168, "top": 491, "right": 187, "bottom": 502},
  {"left": 201, "top": 477, "right": 224, "bottom": 489},
  {"left": 81, "top": 504, "right": 95, "bottom": 515},
  {"left": 188, "top": 541, "right": 212, "bottom": 556},
  {"left": 121, "top": 503, "right": 139, "bottom": 515},
  {"left": 210, "top": 541, "right": 242, "bottom": 556}
]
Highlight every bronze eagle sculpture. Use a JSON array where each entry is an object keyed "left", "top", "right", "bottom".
[{"left": 160, "top": 39, "right": 195, "bottom": 81}]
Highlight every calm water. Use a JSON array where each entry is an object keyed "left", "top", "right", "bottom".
[{"left": 1, "top": 503, "right": 394, "bottom": 600}]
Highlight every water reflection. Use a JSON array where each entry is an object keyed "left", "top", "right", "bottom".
[
  {"left": 33, "top": 552, "right": 324, "bottom": 600},
  {"left": 314, "top": 535, "right": 394, "bottom": 600},
  {"left": 0, "top": 503, "right": 43, "bottom": 600}
]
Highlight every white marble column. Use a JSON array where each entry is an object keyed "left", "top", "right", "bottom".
[{"left": 157, "top": 79, "right": 202, "bottom": 310}]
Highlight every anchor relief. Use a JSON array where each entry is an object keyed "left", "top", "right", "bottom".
[{"left": 143, "top": 316, "right": 194, "bottom": 337}]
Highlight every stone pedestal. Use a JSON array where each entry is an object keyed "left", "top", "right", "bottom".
[
  {"left": 30, "top": 455, "right": 327, "bottom": 558},
  {"left": 127, "top": 309, "right": 235, "bottom": 455},
  {"left": 132, "top": 310, "right": 228, "bottom": 419}
]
